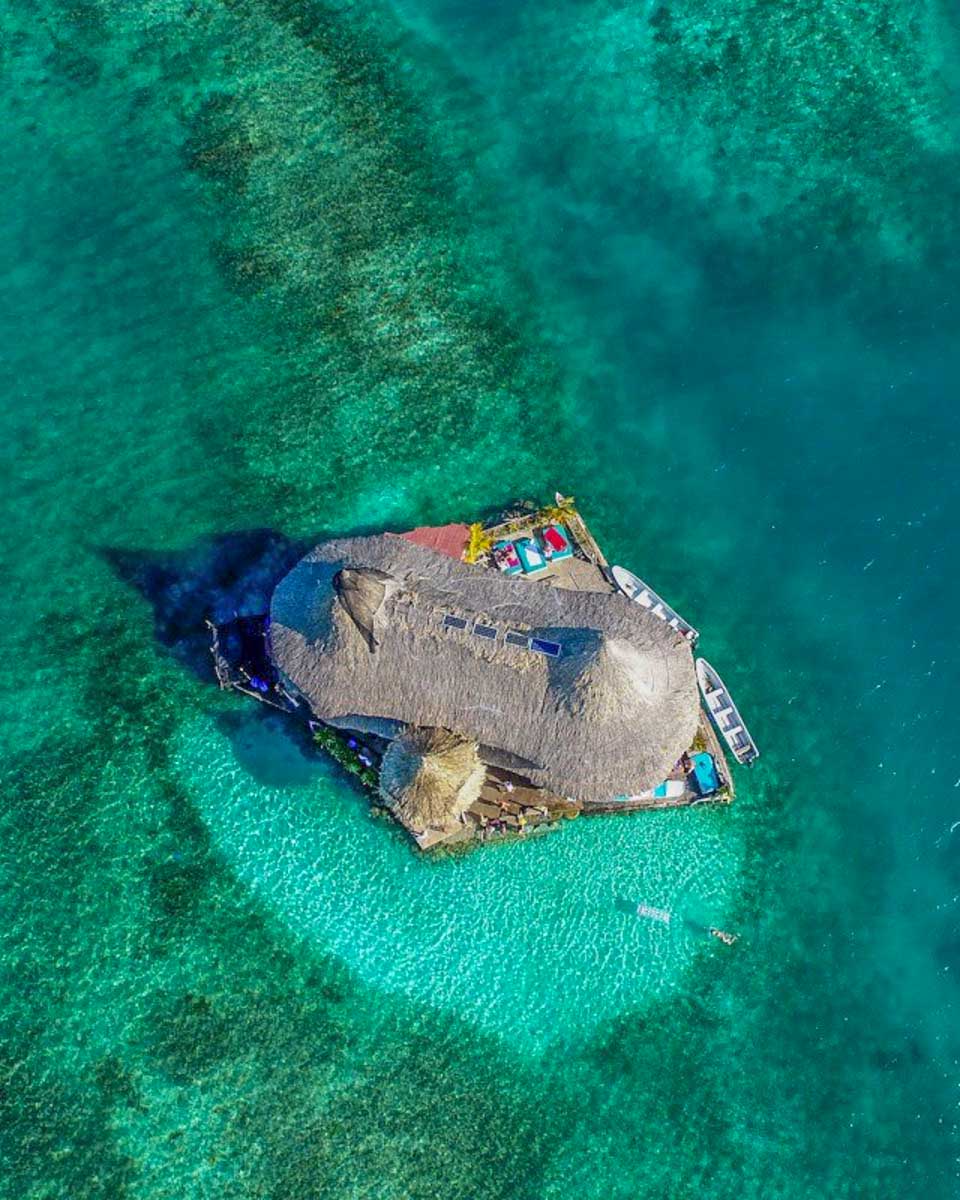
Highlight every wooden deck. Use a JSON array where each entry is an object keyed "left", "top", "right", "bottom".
[
  {"left": 565, "top": 509, "right": 609, "bottom": 569},
  {"left": 414, "top": 697, "right": 733, "bottom": 848},
  {"left": 534, "top": 554, "right": 610, "bottom": 592},
  {"left": 696, "top": 705, "right": 736, "bottom": 801},
  {"left": 579, "top": 712, "right": 732, "bottom": 815},
  {"left": 477, "top": 506, "right": 614, "bottom": 593},
  {"left": 412, "top": 764, "right": 581, "bottom": 850},
  {"left": 206, "top": 618, "right": 300, "bottom": 713}
]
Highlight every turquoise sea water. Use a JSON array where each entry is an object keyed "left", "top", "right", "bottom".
[{"left": 4, "top": 2, "right": 960, "bottom": 1196}]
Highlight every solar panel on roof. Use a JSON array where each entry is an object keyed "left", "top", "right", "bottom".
[
  {"left": 442, "top": 614, "right": 467, "bottom": 630},
  {"left": 504, "top": 631, "right": 529, "bottom": 647},
  {"left": 529, "top": 638, "right": 562, "bottom": 658},
  {"left": 473, "top": 624, "right": 497, "bottom": 639}
]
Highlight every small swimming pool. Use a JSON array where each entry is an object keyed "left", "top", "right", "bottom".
[{"left": 692, "top": 752, "right": 720, "bottom": 795}]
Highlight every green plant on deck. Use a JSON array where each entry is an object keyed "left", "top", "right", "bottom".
[
  {"left": 488, "top": 515, "right": 525, "bottom": 538},
  {"left": 468, "top": 499, "right": 578, "bottom": 561},
  {"left": 538, "top": 500, "right": 576, "bottom": 525},
  {"left": 312, "top": 725, "right": 379, "bottom": 790},
  {"left": 547, "top": 492, "right": 576, "bottom": 516},
  {"left": 464, "top": 522, "right": 493, "bottom": 563},
  {"left": 488, "top": 506, "right": 571, "bottom": 538}
]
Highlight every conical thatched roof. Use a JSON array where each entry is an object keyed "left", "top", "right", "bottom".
[
  {"left": 379, "top": 727, "right": 485, "bottom": 833},
  {"left": 269, "top": 534, "right": 700, "bottom": 801},
  {"left": 333, "top": 567, "right": 394, "bottom": 651}
]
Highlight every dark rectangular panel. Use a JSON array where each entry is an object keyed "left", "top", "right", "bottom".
[
  {"left": 474, "top": 624, "right": 497, "bottom": 639},
  {"left": 504, "top": 631, "right": 529, "bottom": 647},
  {"left": 443, "top": 615, "right": 468, "bottom": 630},
  {"left": 529, "top": 638, "right": 562, "bottom": 658}
]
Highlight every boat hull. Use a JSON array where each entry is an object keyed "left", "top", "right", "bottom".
[
  {"left": 696, "top": 658, "right": 759, "bottom": 765},
  {"left": 611, "top": 565, "right": 699, "bottom": 643}
]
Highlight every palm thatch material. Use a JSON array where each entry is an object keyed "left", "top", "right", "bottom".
[
  {"left": 333, "top": 567, "right": 395, "bottom": 651},
  {"left": 269, "top": 534, "right": 700, "bottom": 801},
  {"left": 379, "top": 727, "right": 485, "bottom": 833}
]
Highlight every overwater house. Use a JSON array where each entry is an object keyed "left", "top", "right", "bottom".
[{"left": 265, "top": 526, "right": 714, "bottom": 847}]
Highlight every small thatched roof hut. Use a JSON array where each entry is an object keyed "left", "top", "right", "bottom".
[
  {"left": 379, "top": 727, "right": 485, "bottom": 833},
  {"left": 269, "top": 534, "right": 699, "bottom": 804}
]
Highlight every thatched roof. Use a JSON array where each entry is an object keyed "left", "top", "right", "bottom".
[
  {"left": 379, "top": 726, "right": 485, "bottom": 833},
  {"left": 269, "top": 534, "right": 700, "bottom": 801},
  {"left": 333, "top": 567, "right": 395, "bottom": 651}
]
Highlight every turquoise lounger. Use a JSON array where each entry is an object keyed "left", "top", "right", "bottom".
[
  {"left": 515, "top": 537, "right": 548, "bottom": 574},
  {"left": 492, "top": 540, "right": 523, "bottom": 576}
]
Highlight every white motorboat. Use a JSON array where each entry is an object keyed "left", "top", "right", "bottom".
[
  {"left": 611, "top": 564, "right": 699, "bottom": 643},
  {"left": 696, "top": 658, "right": 760, "bottom": 766}
]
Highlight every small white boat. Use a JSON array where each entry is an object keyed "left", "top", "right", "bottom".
[
  {"left": 611, "top": 565, "right": 699, "bottom": 643},
  {"left": 696, "top": 658, "right": 760, "bottom": 766}
]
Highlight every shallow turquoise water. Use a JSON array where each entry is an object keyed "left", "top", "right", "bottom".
[
  {"left": 3, "top": 2, "right": 960, "bottom": 1197},
  {"left": 176, "top": 713, "right": 742, "bottom": 1051}
]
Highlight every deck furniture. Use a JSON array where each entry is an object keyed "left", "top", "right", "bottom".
[{"left": 515, "top": 537, "right": 548, "bottom": 574}]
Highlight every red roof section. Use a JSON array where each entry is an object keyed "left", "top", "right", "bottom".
[{"left": 396, "top": 523, "right": 470, "bottom": 560}]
